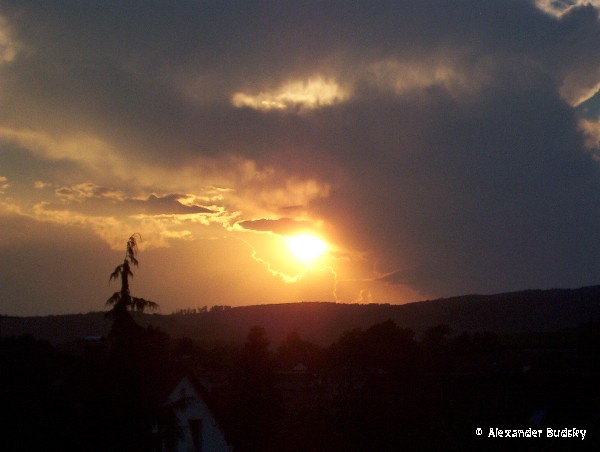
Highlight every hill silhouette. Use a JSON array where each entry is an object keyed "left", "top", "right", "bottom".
[{"left": 2, "top": 285, "right": 600, "bottom": 345}]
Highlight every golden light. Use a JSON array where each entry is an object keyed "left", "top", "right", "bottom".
[
  {"left": 231, "top": 76, "right": 349, "bottom": 112},
  {"left": 286, "top": 234, "right": 328, "bottom": 264}
]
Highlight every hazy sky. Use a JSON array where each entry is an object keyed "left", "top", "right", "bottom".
[{"left": 2, "top": 0, "right": 600, "bottom": 316}]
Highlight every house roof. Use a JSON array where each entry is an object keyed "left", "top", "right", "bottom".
[{"left": 166, "top": 370, "right": 232, "bottom": 441}]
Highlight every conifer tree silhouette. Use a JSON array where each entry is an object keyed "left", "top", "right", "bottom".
[{"left": 106, "top": 234, "right": 158, "bottom": 337}]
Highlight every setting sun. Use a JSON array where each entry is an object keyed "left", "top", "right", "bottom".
[{"left": 286, "top": 234, "right": 328, "bottom": 264}]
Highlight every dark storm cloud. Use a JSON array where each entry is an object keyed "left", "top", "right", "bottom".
[
  {"left": 318, "top": 79, "right": 600, "bottom": 295},
  {"left": 0, "top": 1, "right": 554, "bottom": 161},
  {"left": 2, "top": 0, "right": 600, "bottom": 303}
]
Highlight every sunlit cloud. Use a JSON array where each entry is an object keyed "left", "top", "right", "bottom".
[
  {"left": 222, "top": 162, "right": 331, "bottom": 219},
  {"left": 534, "top": 0, "right": 600, "bottom": 18},
  {"left": 177, "top": 192, "right": 224, "bottom": 208},
  {"left": 54, "top": 182, "right": 126, "bottom": 203},
  {"left": 534, "top": 1, "right": 600, "bottom": 108},
  {"left": 0, "top": 126, "right": 127, "bottom": 178},
  {"left": 560, "top": 70, "right": 600, "bottom": 107},
  {"left": 159, "top": 229, "right": 194, "bottom": 240},
  {"left": 266, "top": 178, "right": 330, "bottom": 209},
  {"left": 0, "top": 198, "right": 22, "bottom": 217},
  {"left": 356, "top": 289, "right": 373, "bottom": 303},
  {"left": 367, "top": 57, "right": 488, "bottom": 98},
  {"left": 241, "top": 237, "right": 304, "bottom": 284},
  {"left": 27, "top": 202, "right": 128, "bottom": 248},
  {"left": 0, "top": 127, "right": 332, "bottom": 252},
  {"left": 305, "top": 266, "right": 340, "bottom": 302},
  {"left": 0, "top": 124, "right": 330, "bottom": 224},
  {"left": 232, "top": 76, "right": 349, "bottom": 112},
  {"left": 34, "top": 181, "right": 53, "bottom": 190},
  {"left": 129, "top": 194, "right": 215, "bottom": 215},
  {"left": 236, "top": 217, "right": 316, "bottom": 235},
  {"left": 8, "top": 178, "right": 232, "bottom": 250},
  {"left": 43, "top": 182, "right": 216, "bottom": 216},
  {"left": 24, "top": 202, "right": 194, "bottom": 250},
  {"left": 165, "top": 157, "right": 331, "bottom": 219},
  {"left": 241, "top": 235, "right": 340, "bottom": 303},
  {"left": 0, "top": 15, "right": 20, "bottom": 64},
  {"left": 127, "top": 213, "right": 218, "bottom": 245},
  {"left": 0, "top": 176, "right": 9, "bottom": 194},
  {"left": 578, "top": 118, "right": 600, "bottom": 161},
  {"left": 130, "top": 210, "right": 232, "bottom": 229},
  {"left": 0, "top": 126, "right": 105, "bottom": 161}
]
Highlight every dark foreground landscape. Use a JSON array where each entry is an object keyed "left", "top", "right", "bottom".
[{"left": 2, "top": 286, "right": 600, "bottom": 450}]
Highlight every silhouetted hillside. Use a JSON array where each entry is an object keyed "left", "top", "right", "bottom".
[
  {"left": 1, "top": 312, "right": 112, "bottom": 344},
  {"left": 2, "top": 285, "right": 600, "bottom": 345}
]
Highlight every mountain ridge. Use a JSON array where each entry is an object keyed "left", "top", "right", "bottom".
[{"left": 2, "top": 285, "right": 599, "bottom": 346}]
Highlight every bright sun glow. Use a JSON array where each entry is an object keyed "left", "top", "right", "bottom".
[{"left": 286, "top": 234, "right": 328, "bottom": 264}]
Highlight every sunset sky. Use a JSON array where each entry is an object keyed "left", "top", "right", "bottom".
[{"left": 2, "top": 1, "right": 600, "bottom": 316}]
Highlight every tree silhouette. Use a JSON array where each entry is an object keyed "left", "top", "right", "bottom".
[
  {"left": 228, "top": 326, "right": 282, "bottom": 451},
  {"left": 106, "top": 234, "right": 158, "bottom": 338}
]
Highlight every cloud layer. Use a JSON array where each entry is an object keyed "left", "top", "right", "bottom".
[{"left": 1, "top": 1, "right": 600, "bottom": 314}]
